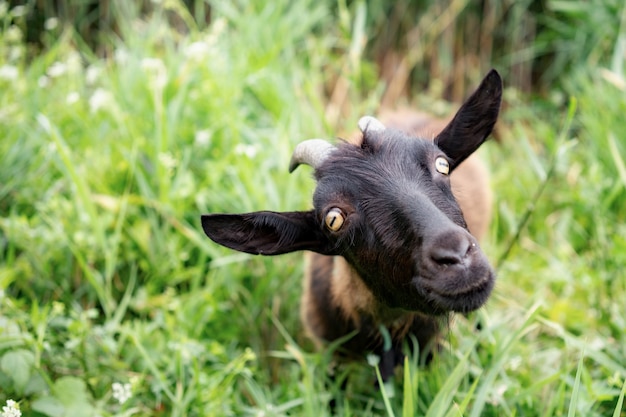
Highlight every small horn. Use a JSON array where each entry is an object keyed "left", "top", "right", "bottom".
[
  {"left": 358, "top": 116, "right": 385, "bottom": 133},
  {"left": 288, "top": 139, "right": 337, "bottom": 173}
]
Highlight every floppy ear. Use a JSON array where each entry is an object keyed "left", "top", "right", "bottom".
[
  {"left": 435, "top": 69, "right": 502, "bottom": 171},
  {"left": 201, "top": 211, "right": 332, "bottom": 255}
]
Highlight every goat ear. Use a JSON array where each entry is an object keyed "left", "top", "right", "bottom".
[
  {"left": 434, "top": 69, "right": 502, "bottom": 170},
  {"left": 201, "top": 211, "right": 330, "bottom": 256}
]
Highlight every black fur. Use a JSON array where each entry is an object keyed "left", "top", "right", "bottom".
[{"left": 201, "top": 70, "right": 503, "bottom": 379}]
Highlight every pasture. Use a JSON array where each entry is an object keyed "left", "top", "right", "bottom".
[{"left": 0, "top": 1, "right": 625, "bottom": 416}]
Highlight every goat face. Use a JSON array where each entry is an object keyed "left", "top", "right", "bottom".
[
  {"left": 310, "top": 128, "right": 494, "bottom": 314},
  {"left": 201, "top": 69, "right": 502, "bottom": 316}
]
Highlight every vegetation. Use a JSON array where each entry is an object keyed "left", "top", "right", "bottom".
[{"left": 1, "top": 0, "right": 625, "bottom": 416}]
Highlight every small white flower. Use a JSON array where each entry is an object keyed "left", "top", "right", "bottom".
[
  {"left": 10, "top": 5, "right": 26, "bottom": 18},
  {"left": 211, "top": 18, "right": 227, "bottom": 37},
  {"left": 158, "top": 152, "right": 177, "bottom": 170},
  {"left": 9, "top": 45, "right": 22, "bottom": 61},
  {"left": 0, "top": 65, "right": 18, "bottom": 81},
  {"left": 66, "top": 51, "right": 83, "bottom": 74},
  {"left": 366, "top": 353, "right": 380, "bottom": 367},
  {"left": 44, "top": 17, "right": 59, "bottom": 30},
  {"left": 234, "top": 144, "right": 258, "bottom": 158},
  {"left": 1, "top": 399, "right": 21, "bottom": 417},
  {"left": 85, "top": 65, "right": 101, "bottom": 85},
  {"left": 141, "top": 57, "right": 167, "bottom": 90},
  {"left": 184, "top": 41, "right": 211, "bottom": 60},
  {"left": 47, "top": 62, "right": 67, "bottom": 78},
  {"left": 114, "top": 48, "right": 129, "bottom": 65},
  {"left": 112, "top": 382, "right": 132, "bottom": 405},
  {"left": 5, "top": 26, "right": 22, "bottom": 43},
  {"left": 51, "top": 301, "right": 65, "bottom": 315},
  {"left": 66, "top": 91, "right": 80, "bottom": 105},
  {"left": 89, "top": 88, "right": 114, "bottom": 113},
  {"left": 194, "top": 129, "right": 212, "bottom": 147},
  {"left": 38, "top": 75, "right": 50, "bottom": 88}
]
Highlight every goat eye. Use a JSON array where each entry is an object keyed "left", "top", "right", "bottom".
[
  {"left": 435, "top": 157, "right": 450, "bottom": 175},
  {"left": 324, "top": 208, "right": 345, "bottom": 231}
]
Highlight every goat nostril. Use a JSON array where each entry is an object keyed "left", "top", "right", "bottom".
[
  {"left": 428, "top": 234, "right": 472, "bottom": 267},
  {"left": 431, "top": 248, "right": 463, "bottom": 266}
]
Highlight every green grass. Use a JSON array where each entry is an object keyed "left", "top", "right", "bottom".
[{"left": 1, "top": 1, "right": 625, "bottom": 416}]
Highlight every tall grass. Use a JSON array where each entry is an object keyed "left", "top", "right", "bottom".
[{"left": 1, "top": 0, "right": 625, "bottom": 416}]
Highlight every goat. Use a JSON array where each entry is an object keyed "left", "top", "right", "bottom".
[{"left": 201, "top": 70, "right": 502, "bottom": 380}]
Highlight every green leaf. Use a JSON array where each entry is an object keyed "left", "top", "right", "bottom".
[
  {"left": 31, "top": 396, "right": 65, "bottom": 417},
  {"left": 51, "top": 376, "right": 95, "bottom": 417},
  {"left": 0, "top": 348, "right": 35, "bottom": 392}
]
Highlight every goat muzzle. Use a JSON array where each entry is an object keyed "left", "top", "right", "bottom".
[{"left": 417, "top": 229, "right": 495, "bottom": 313}]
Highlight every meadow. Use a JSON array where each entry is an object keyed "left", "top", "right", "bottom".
[{"left": 0, "top": 1, "right": 625, "bottom": 416}]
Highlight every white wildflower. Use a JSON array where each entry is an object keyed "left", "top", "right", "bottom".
[
  {"left": 38, "top": 75, "right": 50, "bottom": 88},
  {"left": 47, "top": 61, "right": 67, "bottom": 78},
  {"left": 158, "top": 152, "right": 177, "bottom": 170},
  {"left": 85, "top": 65, "right": 101, "bottom": 85},
  {"left": 51, "top": 301, "right": 65, "bottom": 315},
  {"left": 112, "top": 382, "right": 132, "bottom": 405},
  {"left": 366, "top": 353, "right": 380, "bottom": 367},
  {"left": 66, "top": 51, "right": 83, "bottom": 74},
  {"left": 44, "top": 17, "right": 58, "bottom": 30},
  {"left": 141, "top": 57, "right": 167, "bottom": 90},
  {"left": 66, "top": 91, "right": 80, "bottom": 105},
  {"left": 9, "top": 45, "right": 22, "bottom": 61},
  {"left": 234, "top": 144, "right": 259, "bottom": 158},
  {"left": 184, "top": 41, "right": 211, "bottom": 60},
  {"left": 0, "top": 65, "right": 18, "bottom": 81},
  {"left": 1, "top": 399, "right": 21, "bottom": 417},
  {"left": 10, "top": 5, "right": 26, "bottom": 18},
  {"left": 5, "top": 26, "right": 22, "bottom": 43},
  {"left": 194, "top": 129, "right": 212, "bottom": 147},
  {"left": 211, "top": 18, "right": 227, "bottom": 38},
  {"left": 114, "top": 48, "right": 129, "bottom": 66},
  {"left": 89, "top": 88, "right": 114, "bottom": 113},
  {"left": 185, "top": 18, "right": 226, "bottom": 61},
  {"left": 488, "top": 383, "right": 508, "bottom": 405}
]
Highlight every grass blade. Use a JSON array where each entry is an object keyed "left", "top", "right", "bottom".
[
  {"left": 567, "top": 351, "right": 585, "bottom": 417},
  {"left": 612, "top": 378, "right": 626, "bottom": 417},
  {"left": 426, "top": 346, "right": 477, "bottom": 417},
  {"left": 402, "top": 356, "right": 415, "bottom": 417},
  {"left": 374, "top": 363, "right": 396, "bottom": 417}
]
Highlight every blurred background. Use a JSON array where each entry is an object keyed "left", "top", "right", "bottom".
[{"left": 0, "top": 1, "right": 625, "bottom": 416}]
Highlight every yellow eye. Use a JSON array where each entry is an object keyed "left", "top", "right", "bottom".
[
  {"left": 435, "top": 157, "right": 450, "bottom": 175},
  {"left": 324, "top": 208, "right": 345, "bottom": 231}
]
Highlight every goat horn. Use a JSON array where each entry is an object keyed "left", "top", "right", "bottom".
[
  {"left": 288, "top": 139, "right": 337, "bottom": 173},
  {"left": 358, "top": 116, "right": 385, "bottom": 133}
]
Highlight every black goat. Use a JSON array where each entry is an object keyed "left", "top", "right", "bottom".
[{"left": 201, "top": 70, "right": 502, "bottom": 380}]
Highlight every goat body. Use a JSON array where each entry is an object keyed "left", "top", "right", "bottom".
[{"left": 201, "top": 70, "right": 502, "bottom": 379}]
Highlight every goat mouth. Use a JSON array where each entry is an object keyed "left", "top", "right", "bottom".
[{"left": 417, "top": 272, "right": 494, "bottom": 314}]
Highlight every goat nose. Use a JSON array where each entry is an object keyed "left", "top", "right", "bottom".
[{"left": 428, "top": 232, "right": 472, "bottom": 267}]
